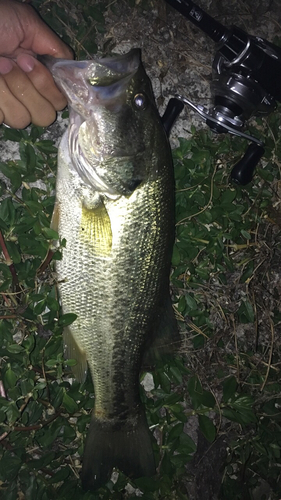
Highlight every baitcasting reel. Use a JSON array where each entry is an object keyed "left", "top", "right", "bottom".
[{"left": 162, "top": 0, "right": 281, "bottom": 184}]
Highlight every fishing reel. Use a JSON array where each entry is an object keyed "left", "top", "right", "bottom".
[{"left": 162, "top": 0, "right": 281, "bottom": 185}]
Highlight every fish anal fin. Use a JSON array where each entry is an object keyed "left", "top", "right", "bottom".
[
  {"left": 51, "top": 201, "right": 60, "bottom": 233},
  {"left": 63, "top": 326, "right": 88, "bottom": 383},
  {"left": 80, "top": 201, "right": 112, "bottom": 257},
  {"left": 143, "top": 291, "right": 181, "bottom": 366},
  {"left": 81, "top": 410, "right": 156, "bottom": 491}
]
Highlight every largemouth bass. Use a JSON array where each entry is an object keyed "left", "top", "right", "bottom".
[{"left": 48, "top": 49, "right": 177, "bottom": 491}]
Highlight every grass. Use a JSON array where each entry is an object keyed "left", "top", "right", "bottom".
[{"left": 1, "top": 1, "right": 281, "bottom": 498}]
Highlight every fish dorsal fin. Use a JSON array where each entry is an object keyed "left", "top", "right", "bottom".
[
  {"left": 80, "top": 200, "right": 112, "bottom": 257},
  {"left": 63, "top": 326, "right": 88, "bottom": 383}
]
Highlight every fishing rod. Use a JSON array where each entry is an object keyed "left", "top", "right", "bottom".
[{"left": 162, "top": 0, "right": 281, "bottom": 184}]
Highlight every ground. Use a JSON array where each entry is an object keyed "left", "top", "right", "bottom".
[
  {"left": 102, "top": 2, "right": 281, "bottom": 498},
  {"left": 1, "top": 0, "right": 281, "bottom": 498}
]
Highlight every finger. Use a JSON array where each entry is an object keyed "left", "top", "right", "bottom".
[
  {"left": 0, "top": 107, "right": 4, "bottom": 125},
  {"left": 16, "top": 54, "right": 67, "bottom": 111},
  {"left": 0, "top": 73, "right": 31, "bottom": 129},
  {"left": 16, "top": 3, "right": 74, "bottom": 59},
  {"left": 0, "top": 57, "right": 56, "bottom": 127}
]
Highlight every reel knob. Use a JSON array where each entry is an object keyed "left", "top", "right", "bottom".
[
  {"left": 230, "top": 143, "right": 265, "bottom": 185},
  {"left": 162, "top": 98, "right": 184, "bottom": 136}
]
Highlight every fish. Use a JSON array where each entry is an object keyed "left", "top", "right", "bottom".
[{"left": 47, "top": 49, "right": 177, "bottom": 491}]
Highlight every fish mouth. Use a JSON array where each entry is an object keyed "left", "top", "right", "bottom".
[
  {"left": 41, "top": 49, "right": 141, "bottom": 113},
  {"left": 42, "top": 49, "right": 140, "bottom": 79}
]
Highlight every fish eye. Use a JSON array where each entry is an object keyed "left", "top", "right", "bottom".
[{"left": 133, "top": 93, "right": 147, "bottom": 110}]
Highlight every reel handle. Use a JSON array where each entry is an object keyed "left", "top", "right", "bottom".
[
  {"left": 162, "top": 98, "right": 184, "bottom": 136},
  {"left": 230, "top": 143, "right": 265, "bottom": 185}
]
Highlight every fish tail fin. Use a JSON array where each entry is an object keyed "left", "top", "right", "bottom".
[{"left": 81, "top": 410, "right": 156, "bottom": 491}]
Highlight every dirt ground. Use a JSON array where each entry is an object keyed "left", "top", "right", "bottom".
[{"left": 100, "top": 0, "right": 281, "bottom": 147}]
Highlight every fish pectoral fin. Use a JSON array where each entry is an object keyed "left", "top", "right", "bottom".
[
  {"left": 80, "top": 201, "right": 112, "bottom": 256},
  {"left": 49, "top": 202, "right": 60, "bottom": 251},
  {"left": 81, "top": 409, "right": 156, "bottom": 491},
  {"left": 63, "top": 326, "right": 88, "bottom": 383}
]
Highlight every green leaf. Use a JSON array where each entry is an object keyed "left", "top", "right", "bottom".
[
  {"left": 41, "top": 227, "right": 59, "bottom": 240},
  {"left": 241, "top": 229, "right": 251, "bottom": 240},
  {"left": 36, "top": 140, "right": 57, "bottom": 154},
  {"left": 238, "top": 299, "right": 255, "bottom": 323},
  {"left": 63, "top": 392, "right": 79, "bottom": 413},
  {"left": 0, "top": 279, "right": 11, "bottom": 292},
  {"left": 58, "top": 313, "right": 78, "bottom": 327},
  {"left": 0, "top": 217, "right": 8, "bottom": 231},
  {"left": 0, "top": 453, "right": 21, "bottom": 481},
  {"left": 45, "top": 358, "right": 59, "bottom": 368},
  {"left": 34, "top": 381, "right": 47, "bottom": 391},
  {"left": 5, "top": 241, "right": 21, "bottom": 264},
  {"left": 28, "top": 452, "right": 56, "bottom": 470},
  {"left": 25, "top": 143, "right": 37, "bottom": 171},
  {"left": 0, "top": 161, "right": 20, "bottom": 181},
  {"left": 231, "top": 395, "right": 254, "bottom": 411},
  {"left": 167, "top": 422, "right": 184, "bottom": 442},
  {"left": 4, "top": 367, "right": 17, "bottom": 388},
  {"left": 46, "top": 296, "right": 59, "bottom": 311},
  {"left": 177, "top": 296, "right": 186, "bottom": 313},
  {"left": 223, "top": 376, "right": 237, "bottom": 402},
  {"left": 0, "top": 197, "right": 16, "bottom": 224},
  {"left": 168, "top": 365, "right": 183, "bottom": 385},
  {"left": 33, "top": 300, "right": 47, "bottom": 315},
  {"left": 185, "top": 294, "right": 197, "bottom": 310},
  {"left": 30, "top": 125, "right": 44, "bottom": 141},
  {"left": 169, "top": 404, "right": 187, "bottom": 422},
  {"left": 220, "top": 189, "right": 236, "bottom": 204},
  {"left": 178, "top": 432, "right": 197, "bottom": 454},
  {"left": 2, "top": 128, "right": 23, "bottom": 142},
  {"left": 6, "top": 344, "right": 25, "bottom": 354},
  {"left": 198, "top": 414, "right": 216, "bottom": 442},
  {"left": 158, "top": 371, "right": 171, "bottom": 394},
  {"left": 6, "top": 401, "right": 20, "bottom": 424},
  {"left": 64, "top": 358, "right": 77, "bottom": 367},
  {"left": 222, "top": 408, "right": 249, "bottom": 425},
  {"left": 20, "top": 378, "right": 34, "bottom": 395},
  {"left": 49, "top": 466, "right": 70, "bottom": 484},
  {"left": 51, "top": 386, "right": 64, "bottom": 409},
  {"left": 200, "top": 390, "right": 216, "bottom": 409}
]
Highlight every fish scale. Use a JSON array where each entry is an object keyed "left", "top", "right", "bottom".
[
  {"left": 57, "top": 166, "right": 172, "bottom": 408},
  {"left": 47, "top": 48, "right": 177, "bottom": 491}
]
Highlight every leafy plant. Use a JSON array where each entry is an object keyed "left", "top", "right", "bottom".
[{"left": 1, "top": 0, "right": 281, "bottom": 499}]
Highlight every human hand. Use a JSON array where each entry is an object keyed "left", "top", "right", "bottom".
[{"left": 0, "top": 0, "right": 73, "bottom": 129}]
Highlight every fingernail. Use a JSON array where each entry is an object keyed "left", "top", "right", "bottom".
[
  {"left": 17, "top": 54, "right": 36, "bottom": 73},
  {"left": 0, "top": 58, "right": 13, "bottom": 75}
]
